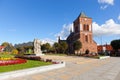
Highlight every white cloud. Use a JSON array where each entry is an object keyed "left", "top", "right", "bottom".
[
  {"left": 100, "top": 5, "right": 108, "bottom": 10},
  {"left": 93, "top": 19, "right": 120, "bottom": 37},
  {"left": 55, "top": 19, "right": 120, "bottom": 42},
  {"left": 118, "top": 15, "right": 120, "bottom": 20},
  {"left": 55, "top": 23, "right": 73, "bottom": 40},
  {"left": 98, "top": 0, "right": 114, "bottom": 9},
  {"left": 41, "top": 38, "right": 56, "bottom": 45},
  {"left": 98, "top": 0, "right": 114, "bottom": 5}
]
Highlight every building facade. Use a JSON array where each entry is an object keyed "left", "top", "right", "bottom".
[
  {"left": 67, "top": 12, "right": 97, "bottom": 54},
  {"left": 97, "top": 44, "right": 113, "bottom": 53},
  {"left": 0, "top": 46, "right": 5, "bottom": 52}
]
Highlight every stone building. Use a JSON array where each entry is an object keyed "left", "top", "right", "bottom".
[{"left": 65, "top": 12, "right": 97, "bottom": 54}]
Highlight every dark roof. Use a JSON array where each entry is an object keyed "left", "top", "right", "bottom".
[
  {"left": 77, "top": 12, "right": 92, "bottom": 19},
  {"left": 67, "top": 32, "right": 74, "bottom": 40},
  {"left": 74, "top": 12, "right": 91, "bottom": 23},
  {"left": 79, "top": 12, "right": 88, "bottom": 18}
]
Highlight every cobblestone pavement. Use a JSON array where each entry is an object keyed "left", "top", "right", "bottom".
[{"left": 8, "top": 55, "right": 120, "bottom": 80}]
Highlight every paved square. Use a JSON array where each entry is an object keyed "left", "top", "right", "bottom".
[{"left": 8, "top": 55, "right": 120, "bottom": 80}]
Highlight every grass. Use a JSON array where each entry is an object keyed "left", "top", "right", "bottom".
[{"left": 0, "top": 60, "right": 52, "bottom": 73}]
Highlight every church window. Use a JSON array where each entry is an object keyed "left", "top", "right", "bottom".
[
  {"left": 85, "top": 35, "right": 88, "bottom": 42},
  {"left": 87, "top": 25, "right": 89, "bottom": 31},
  {"left": 83, "top": 24, "right": 89, "bottom": 31}
]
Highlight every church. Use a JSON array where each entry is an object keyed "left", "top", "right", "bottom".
[{"left": 59, "top": 12, "right": 97, "bottom": 54}]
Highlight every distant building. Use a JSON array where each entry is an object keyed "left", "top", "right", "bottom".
[
  {"left": 0, "top": 46, "right": 5, "bottom": 52},
  {"left": 97, "top": 44, "right": 113, "bottom": 53},
  {"left": 59, "top": 12, "right": 97, "bottom": 54}
]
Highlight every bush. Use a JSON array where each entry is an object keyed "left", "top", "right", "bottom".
[
  {"left": 15, "top": 55, "right": 41, "bottom": 61},
  {"left": 11, "top": 49, "right": 18, "bottom": 54}
]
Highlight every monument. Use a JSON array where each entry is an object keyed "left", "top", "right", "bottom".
[{"left": 34, "top": 39, "right": 44, "bottom": 56}]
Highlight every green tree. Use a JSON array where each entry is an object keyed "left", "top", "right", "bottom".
[
  {"left": 1, "top": 42, "right": 9, "bottom": 47},
  {"left": 45, "top": 43, "right": 51, "bottom": 52},
  {"left": 41, "top": 43, "right": 51, "bottom": 53},
  {"left": 60, "top": 42, "right": 68, "bottom": 53},
  {"left": 111, "top": 39, "right": 120, "bottom": 56},
  {"left": 53, "top": 42, "right": 60, "bottom": 53},
  {"left": 3, "top": 42, "right": 14, "bottom": 52},
  {"left": 73, "top": 40, "right": 82, "bottom": 54},
  {"left": 17, "top": 46, "right": 25, "bottom": 54},
  {"left": 111, "top": 39, "right": 120, "bottom": 50}
]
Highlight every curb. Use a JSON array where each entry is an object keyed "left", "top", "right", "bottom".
[
  {"left": 0, "top": 62, "right": 65, "bottom": 80},
  {"left": 99, "top": 56, "right": 110, "bottom": 59}
]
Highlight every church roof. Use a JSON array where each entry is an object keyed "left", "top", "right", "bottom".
[
  {"left": 78, "top": 12, "right": 88, "bottom": 18},
  {"left": 73, "top": 12, "right": 91, "bottom": 22}
]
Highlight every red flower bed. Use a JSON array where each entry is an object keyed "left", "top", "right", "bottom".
[{"left": 0, "top": 58, "right": 27, "bottom": 66}]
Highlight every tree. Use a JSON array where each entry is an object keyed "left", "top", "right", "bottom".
[
  {"left": 111, "top": 39, "right": 120, "bottom": 56},
  {"left": 73, "top": 40, "right": 82, "bottom": 54},
  {"left": 1, "top": 42, "right": 9, "bottom": 47},
  {"left": 17, "top": 46, "right": 25, "bottom": 54},
  {"left": 53, "top": 42, "right": 60, "bottom": 53},
  {"left": 111, "top": 39, "right": 120, "bottom": 50},
  {"left": 41, "top": 44, "right": 46, "bottom": 52},
  {"left": 2, "top": 42, "right": 14, "bottom": 52},
  {"left": 41, "top": 43, "right": 51, "bottom": 53},
  {"left": 59, "top": 42, "right": 68, "bottom": 53},
  {"left": 45, "top": 43, "right": 51, "bottom": 52}
]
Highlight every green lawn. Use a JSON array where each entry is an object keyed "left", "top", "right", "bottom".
[{"left": 0, "top": 60, "right": 52, "bottom": 73}]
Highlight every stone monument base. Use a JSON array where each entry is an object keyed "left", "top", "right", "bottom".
[{"left": 35, "top": 53, "right": 45, "bottom": 56}]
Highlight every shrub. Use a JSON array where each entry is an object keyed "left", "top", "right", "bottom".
[
  {"left": 15, "top": 55, "right": 41, "bottom": 61},
  {"left": 11, "top": 49, "right": 18, "bottom": 54}
]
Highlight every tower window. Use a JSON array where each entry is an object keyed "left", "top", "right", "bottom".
[
  {"left": 87, "top": 25, "right": 89, "bottom": 31},
  {"left": 83, "top": 24, "right": 89, "bottom": 31},
  {"left": 85, "top": 35, "right": 88, "bottom": 42}
]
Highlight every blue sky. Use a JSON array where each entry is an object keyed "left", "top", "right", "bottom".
[{"left": 0, "top": 0, "right": 120, "bottom": 45}]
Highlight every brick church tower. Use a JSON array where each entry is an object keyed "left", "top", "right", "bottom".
[{"left": 67, "top": 12, "right": 97, "bottom": 54}]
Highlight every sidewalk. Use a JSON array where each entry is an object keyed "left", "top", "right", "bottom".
[{"left": 7, "top": 56, "right": 120, "bottom": 80}]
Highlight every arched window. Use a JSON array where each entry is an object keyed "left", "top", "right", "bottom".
[
  {"left": 83, "top": 24, "right": 89, "bottom": 31},
  {"left": 87, "top": 25, "right": 89, "bottom": 31}
]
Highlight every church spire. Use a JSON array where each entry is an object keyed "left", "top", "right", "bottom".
[
  {"left": 78, "top": 12, "right": 88, "bottom": 18},
  {"left": 70, "top": 28, "right": 72, "bottom": 33},
  {"left": 58, "top": 36, "right": 60, "bottom": 43}
]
